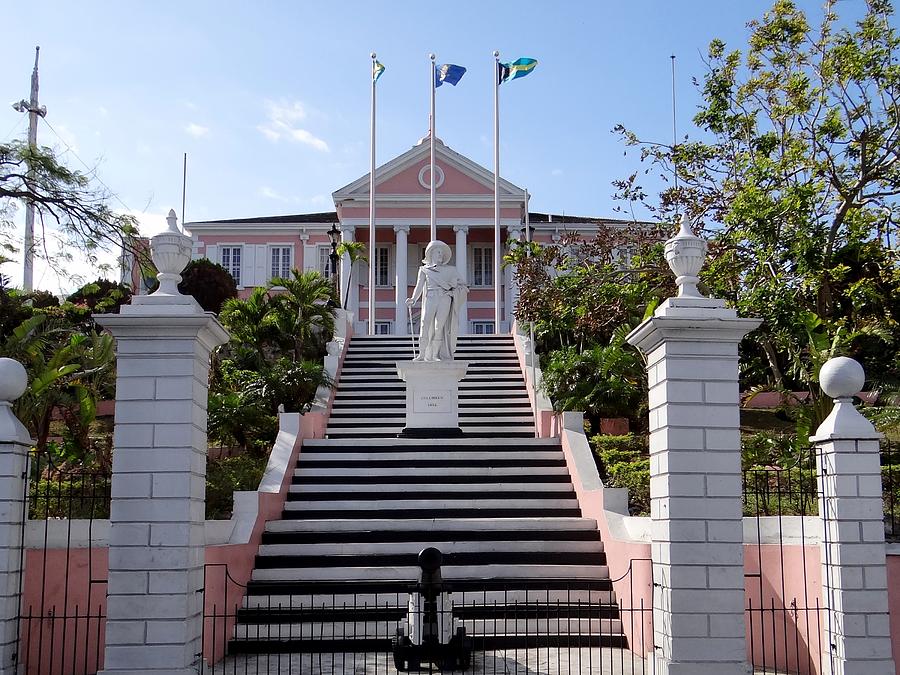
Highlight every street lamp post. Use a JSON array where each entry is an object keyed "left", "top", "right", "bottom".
[{"left": 328, "top": 223, "right": 340, "bottom": 307}]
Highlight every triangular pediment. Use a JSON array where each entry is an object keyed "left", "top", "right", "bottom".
[{"left": 332, "top": 138, "right": 523, "bottom": 202}]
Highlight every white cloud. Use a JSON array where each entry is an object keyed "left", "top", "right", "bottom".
[
  {"left": 185, "top": 123, "right": 210, "bottom": 138},
  {"left": 551, "top": 168, "right": 563, "bottom": 176},
  {"left": 258, "top": 99, "right": 329, "bottom": 152},
  {"left": 97, "top": 105, "right": 109, "bottom": 118},
  {"left": 259, "top": 186, "right": 287, "bottom": 201}
]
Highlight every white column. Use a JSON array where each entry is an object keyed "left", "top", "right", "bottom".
[
  {"left": 96, "top": 210, "right": 229, "bottom": 674},
  {"left": 340, "top": 226, "right": 358, "bottom": 321},
  {"left": 394, "top": 225, "right": 410, "bottom": 335},
  {"left": 454, "top": 225, "right": 468, "bottom": 335},
  {"left": 812, "top": 357, "right": 896, "bottom": 675},
  {"left": 0, "top": 359, "right": 32, "bottom": 675},
  {"left": 627, "top": 216, "right": 758, "bottom": 675},
  {"left": 506, "top": 226, "right": 522, "bottom": 330}
]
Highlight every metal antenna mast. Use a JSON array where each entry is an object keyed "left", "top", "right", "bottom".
[
  {"left": 13, "top": 46, "right": 47, "bottom": 291},
  {"left": 670, "top": 54, "right": 679, "bottom": 217}
]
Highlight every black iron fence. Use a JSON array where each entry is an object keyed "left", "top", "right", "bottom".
[
  {"left": 742, "top": 446, "right": 826, "bottom": 675},
  {"left": 201, "top": 559, "right": 653, "bottom": 674},
  {"left": 15, "top": 451, "right": 109, "bottom": 675}
]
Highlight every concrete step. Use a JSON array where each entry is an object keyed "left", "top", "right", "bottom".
[
  {"left": 293, "top": 467, "right": 568, "bottom": 478},
  {"left": 283, "top": 497, "right": 579, "bottom": 511},
  {"left": 258, "top": 540, "right": 603, "bottom": 557},
  {"left": 289, "top": 482, "right": 572, "bottom": 494},
  {"left": 266, "top": 517, "right": 597, "bottom": 533},
  {"left": 231, "top": 617, "right": 622, "bottom": 641},
  {"left": 297, "top": 451, "right": 559, "bottom": 462},
  {"left": 251, "top": 564, "right": 610, "bottom": 583},
  {"left": 241, "top": 588, "right": 617, "bottom": 610},
  {"left": 325, "top": 416, "right": 536, "bottom": 426}
]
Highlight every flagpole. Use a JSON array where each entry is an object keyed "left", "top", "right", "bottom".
[
  {"left": 493, "top": 50, "right": 501, "bottom": 331},
  {"left": 429, "top": 53, "right": 437, "bottom": 241},
  {"left": 368, "top": 52, "right": 377, "bottom": 335}
]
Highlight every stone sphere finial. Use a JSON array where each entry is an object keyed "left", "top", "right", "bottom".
[
  {"left": 664, "top": 213, "right": 708, "bottom": 298},
  {"left": 150, "top": 208, "right": 192, "bottom": 296},
  {"left": 820, "top": 356, "right": 865, "bottom": 399},
  {"left": 0, "top": 358, "right": 28, "bottom": 404}
]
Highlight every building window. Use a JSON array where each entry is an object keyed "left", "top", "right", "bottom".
[
  {"left": 472, "top": 246, "right": 493, "bottom": 287},
  {"left": 220, "top": 246, "right": 242, "bottom": 286},
  {"left": 373, "top": 245, "right": 390, "bottom": 287},
  {"left": 374, "top": 321, "right": 393, "bottom": 335},
  {"left": 318, "top": 246, "right": 334, "bottom": 279},
  {"left": 270, "top": 246, "right": 292, "bottom": 280},
  {"left": 471, "top": 321, "right": 495, "bottom": 335}
]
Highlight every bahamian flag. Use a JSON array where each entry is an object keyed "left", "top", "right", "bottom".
[
  {"left": 373, "top": 60, "right": 385, "bottom": 83},
  {"left": 435, "top": 63, "right": 467, "bottom": 87},
  {"left": 498, "top": 57, "right": 538, "bottom": 84}
]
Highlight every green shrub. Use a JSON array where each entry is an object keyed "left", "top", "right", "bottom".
[
  {"left": 29, "top": 477, "right": 111, "bottom": 519},
  {"left": 590, "top": 434, "right": 650, "bottom": 515},
  {"left": 205, "top": 454, "right": 268, "bottom": 520}
]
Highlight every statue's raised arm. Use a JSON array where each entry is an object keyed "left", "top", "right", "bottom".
[{"left": 406, "top": 240, "right": 468, "bottom": 362}]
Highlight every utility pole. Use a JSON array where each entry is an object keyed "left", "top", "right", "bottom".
[{"left": 13, "top": 46, "right": 47, "bottom": 292}]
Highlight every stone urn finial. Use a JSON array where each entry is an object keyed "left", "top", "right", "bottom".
[
  {"left": 150, "top": 209, "right": 192, "bottom": 296},
  {"left": 664, "top": 213, "right": 708, "bottom": 298}
]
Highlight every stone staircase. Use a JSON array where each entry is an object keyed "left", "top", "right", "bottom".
[
  {"left": 327, "top": 335, "right": 535, "bottom": 438},
  {"left": 228, "top": 334, "right": 622, "bottom": 654}
]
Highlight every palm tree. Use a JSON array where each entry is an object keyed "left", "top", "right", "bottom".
[
  {"left": 219, "top": 287, "right": 278, "bottom": 367},
  {"left": 268, "top": 269, "right": 336, "bottom": 361},
  {"left": 336, "top": 241, "right": 368, "bottom": 310},
  {"left": 3, "top": 314, "right": 115, "bottom": 455}
]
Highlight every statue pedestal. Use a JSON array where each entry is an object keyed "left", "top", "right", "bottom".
[{"left": 396, "top": 361, "right": 469, "bottom": 437}]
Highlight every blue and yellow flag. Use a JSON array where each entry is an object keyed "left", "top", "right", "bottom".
[
  {"left": 435, "top": 63, "right": 467, "bottom": 87},
  {"left": 498, "top": 57, "right": 538, "bottom": 85},
  {"left": 373, "top": 60, "right": 385, "bottom": 83}
]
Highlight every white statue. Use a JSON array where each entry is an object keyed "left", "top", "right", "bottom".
[{"left": 406, "top": 240, "right": 468, "bottom": 362}]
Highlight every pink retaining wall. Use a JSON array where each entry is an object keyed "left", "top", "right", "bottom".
[
  {"left": 20, "top": 547, "right": 109, "bottom": 674},
  {"left": 558, "top": 428, "right": 655, "bottom": 657},
  {"left": 743, "top": 543, "right": 823, "bottom": 674}
]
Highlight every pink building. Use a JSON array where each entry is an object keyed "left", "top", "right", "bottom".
[{"left": 186, "top": 135, "right": 637, "bottom": 335}]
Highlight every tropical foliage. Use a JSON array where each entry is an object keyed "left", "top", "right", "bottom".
[
  {"left": 508, "top": 226, "right": 671, "bottom": 432},
  {"left": 612, "top": 0, "right": 900, "bottom": 432},
  {"left": 211, "top": 270, "right": 335, "bottom": 452}
]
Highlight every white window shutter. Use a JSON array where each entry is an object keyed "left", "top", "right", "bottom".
[
  {"left": 255, "top": 245, "right": 267, "bottom": 285},
  {"left": 243, "top": 245, "right": 256, "bottom": 287},
  {"left": 303, "top": 244, "right": 317, "bottom": 272},
  {"left": 206, "top": 244, "right": 218, "bottom": 265}
]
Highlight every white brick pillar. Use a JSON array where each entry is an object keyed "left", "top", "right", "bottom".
[
  {"left": 0, "top": 359, "right": 32, "bottom": 675},
  {"left": 812, "top": 357, "right": 896, "bottom": 675},
  {"left": 627, "top": 216, "right": 758, "bottom": 675},
  {"left": 96, "top": 210, "right": 229, "bottom": 674},
  {"left": 394, "top": 224, "right": 410, "bottom": 335},
  {"left": 454, "top": 225, "right": 468, "bottom": 335},
  {"left": 340, "top": 226, "right": 358, "bottom": 320}
]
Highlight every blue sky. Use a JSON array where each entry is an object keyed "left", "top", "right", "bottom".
[{"left": 1, "top": 0, "right": 876, "bottom": 291}]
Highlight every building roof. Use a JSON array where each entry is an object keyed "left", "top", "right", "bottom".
[
  {"left": 186, "top": 211, "right": 339, "bottom": 226},
  {"left": 527, "top": 212, "right": 650, "bottom": 226}
]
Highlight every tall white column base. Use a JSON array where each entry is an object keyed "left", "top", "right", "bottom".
[
  {"left": 454, "top": 225, "right": 468, "bottom": 335},
  {"left": 0, "top": 359, "right": 33, "bottom": 675},
  {"left": 811, "top": 361, "right": 896, "bottom": 675},
  {"left": 394, "top": 225, "right": 410, "bottom": 335},
  {"left": 96, "top": 299, "right": 228, "bottom": 674},
  {"left": 628, "top": 297, "right": 758, "bottom": 675}
]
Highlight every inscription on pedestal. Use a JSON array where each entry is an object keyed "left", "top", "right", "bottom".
[{"left": 414, "top": 390, "right": 451, "bottom": 413}]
